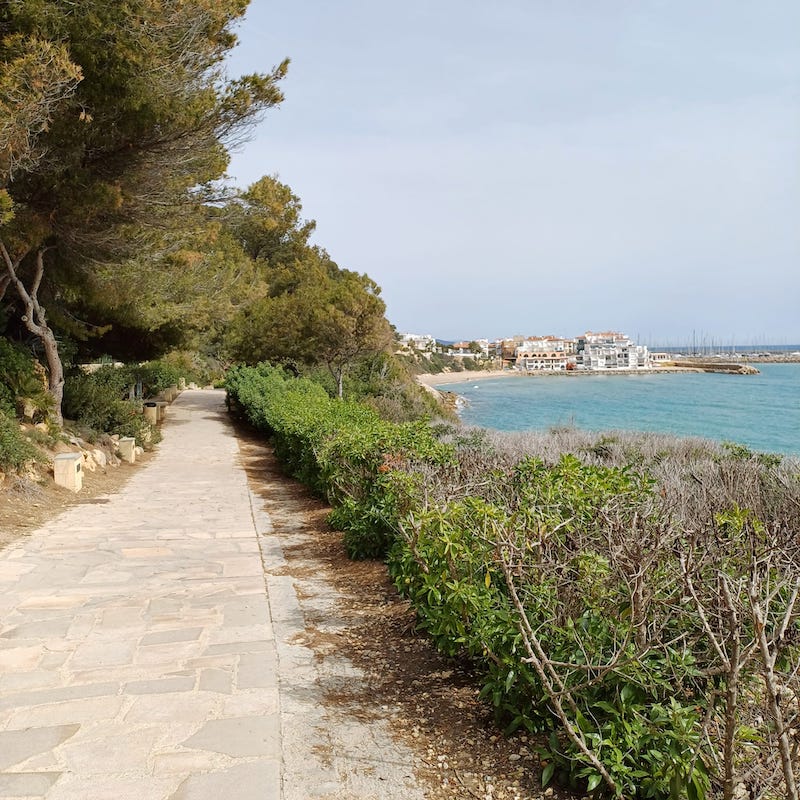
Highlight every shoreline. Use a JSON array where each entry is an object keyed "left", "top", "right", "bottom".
[
  {"left": 415, "top": 366, "right": 713, "bottom": 389},
  {"left": 416, "top": 369, "right": 521, "bottom": 387}
]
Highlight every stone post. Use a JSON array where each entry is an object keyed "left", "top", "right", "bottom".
[
  {"left": 118, "top": 437, "right": 136, "bottom": 464},
  {"left": 54, "top": 453, "right": 83, "bottom": 492}
]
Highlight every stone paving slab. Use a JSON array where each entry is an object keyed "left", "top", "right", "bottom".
[
  {"left": 0, "top": 391, "right": 281, "bottom": 799},
  {"left": 0, "top": 389, "right": 428, "bottom": 800}
]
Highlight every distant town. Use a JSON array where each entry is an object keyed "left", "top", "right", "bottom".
[
  {"left": 395, "top": 331, "right": 800, "bottom": 374},
  {"left": 399, "top": 331, "right": 669, "bottom": 372}
]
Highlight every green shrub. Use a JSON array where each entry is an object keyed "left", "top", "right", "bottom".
[
  {"left": 0, "top": 412, "right": 40, "bottom": 471},
  {"left": 0, "top": 339, "right": 52, "bottom": 421},
  {"left": 226, "top": 364, "right": 452, "bottom": 557},
  {"left": 228, "top": 363, "right": 800, "bottom": 798},
  {"left": 63, "top": 366, "right": 158, "bottom": 446}
]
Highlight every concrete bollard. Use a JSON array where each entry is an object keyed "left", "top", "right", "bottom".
[
  {"left": 143, "top": 401, "right": 158, "bottom": 425},
  {"left": 156, "top": 401, "right": 168, "bottom": 422},
  {"left": 54, "top": 452, "right": 83, "bottom": 492},
  {"left": 118, "top": 436, "right": 136, "bottom": 464},
  {"left": 169, "top": 384, "right": 179, "bottom": 399}
]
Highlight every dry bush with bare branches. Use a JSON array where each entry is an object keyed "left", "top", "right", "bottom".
[{"left": 390, "top": 427, "right": 800, "bottom": 799}]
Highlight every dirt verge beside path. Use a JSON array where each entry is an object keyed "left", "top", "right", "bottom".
[
  {"left": 0, "top": 450, "right": 152, "bottom": 551},
  {"left": 237, "top": 423, "right": 575, "bottom": 800}
]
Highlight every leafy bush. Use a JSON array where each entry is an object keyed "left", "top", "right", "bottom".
[
  {"left": 0, "top": 338, "right": 52, "bottom": 421},
  {"left": 387, "top": 457, "right": 713, "bottom": 798},
  {"left": 0, "top": 412, "right": 40, "bottom": 471},
  {"left": 226, "top": 363, "right": 452, "bottom": 557},
  {"left": 142, "top": 354, "right": 212, "bottom": 393},
  {"left": 63, "top": 366, "right": 159, "bottom": 446},
  {"left": 229, "top": 364, "right": 800, "bottom": 798}
]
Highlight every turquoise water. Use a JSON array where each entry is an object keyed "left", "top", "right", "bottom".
[{"left": 437, "top": 364, "right": 800, "bottom": 456}]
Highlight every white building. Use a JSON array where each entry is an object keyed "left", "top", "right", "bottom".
[
  {"left": 472, "top": 339, "right": 491, "bottom": 357},
  {"left": 576, "top": 331, "right": 650, "bottom": 370},
  {"left": 515, "top": 336, "right": 574, "bottom": 371},
  {"left": 516, "top": 351, "right": 570, "bottom": 371},
  {"left": 397, "top": 333, "right": 437, "bottom": 351}
]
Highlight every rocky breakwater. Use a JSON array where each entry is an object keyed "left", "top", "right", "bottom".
[{"left": 674, "top": 360, "right": 760, "bottom": 375}]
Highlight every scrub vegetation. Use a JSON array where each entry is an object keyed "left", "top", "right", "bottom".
[{"left": 228, "top": 363, "right": 800, "bottom": 800}]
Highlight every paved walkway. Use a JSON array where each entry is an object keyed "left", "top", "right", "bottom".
[{"left": 0, "top": 391, "right": 423, "bottom": 800}]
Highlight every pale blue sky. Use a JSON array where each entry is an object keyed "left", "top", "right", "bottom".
[{"left": 225, "top": 1, "right": 800, "bottom": 344}]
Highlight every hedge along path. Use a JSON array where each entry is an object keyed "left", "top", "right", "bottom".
[{"left": 0, "top": 389, "right": 424, "bottom": 800}]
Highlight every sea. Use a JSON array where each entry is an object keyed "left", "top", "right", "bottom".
[{"left": 437, "top": 363, "right": 800, "bottom": 457}]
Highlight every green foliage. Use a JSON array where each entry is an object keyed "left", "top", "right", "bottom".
[
  {"left": 0, "top": 338, "right": 52, "bottom": 420},
  {"left": 229, "top": 364, "right": 800, "bottom": 798},
  {"left": 1, "top": 0, "right": 288, "bottom": 417},
  {"left": 383, "top": 456, "right": 713, "bottom": 798},
  {"left": 226, "top": 364, "right": 452, "bottom": 558},
  {"left": 62, "top": 364, "right": 163, "bottom": 446},
  {"left": 0, "top": 411, "right": 40, "bottom": 471},
  {"left": 0, "top": 33, "right": 82, "bottom": 183},
  {"left": 135, "top": 361, "right": 182, "bottom": 396},
  {"left": 720, "top": 440, "right": 782, "bottom": 468},
  {"left": 222, "top": 177, "right": 393, "bottom": 397}
]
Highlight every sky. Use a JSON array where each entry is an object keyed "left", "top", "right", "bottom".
[{"left": 224, "top": 1, "right": 800, "bottom": 345}]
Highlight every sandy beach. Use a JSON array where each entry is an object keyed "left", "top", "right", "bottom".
[
  {"left": 416, "top": 365, "right": 715, "bottom": 391},
  {"left": 416, "top": 369, "right": 520, "bottom": 387}
]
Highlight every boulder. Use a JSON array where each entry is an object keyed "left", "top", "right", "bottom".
[
  {"left": 91, "top": 448, "right": 108, "bottom": 469},
  {"left": 21, "top": 399, "right": 36, "bottom": 422}
]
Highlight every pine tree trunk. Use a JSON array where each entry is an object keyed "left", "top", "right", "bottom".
[
  {"left": 1, "top": 243, "right": 65, "bottom": 425},
  {"left": 39, "top": 323, "right": 65, "bottom": 425}
]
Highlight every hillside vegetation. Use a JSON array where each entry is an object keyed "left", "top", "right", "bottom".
[{"left": 2, "top": 1, "right": 435, "bottom": 475}]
